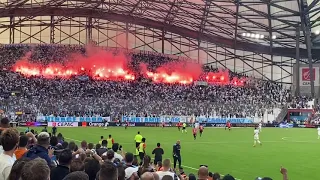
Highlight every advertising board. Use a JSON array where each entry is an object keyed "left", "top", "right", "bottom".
[
  {"left": 300, "top": 67, "right": 320, "bottom": 86},
  {"left": 18, "top": 122, "right": 48, "bottom": 127},
  {"left": 87, "top": 122, "right": 105, "bottom": 127},
  {"left": 48, "top": 122, "right": 78, "bottom": 127}
]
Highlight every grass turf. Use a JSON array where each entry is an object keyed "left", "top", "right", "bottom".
[{"left": 19, "top": 126, "right": 319, "bottom": 180}]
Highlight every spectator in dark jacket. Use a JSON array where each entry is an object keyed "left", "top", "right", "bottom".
[
  {"left": 24, "top": 132, "right": 53, "bottom": 167},
  {"left": 96, "top": 140, "right": 108, "bottom": 156},
  {"left": 50, "top": 149, "right": 73, "bottom": 180},
  {"left": 50, "top": 136, "right": 59, "bottom": 149},
  {"left": 84, "top": 158, "right": 101, "bottom": 180},
  {"left": 62, "top": 171, "right": 89, "bottom": 180}
]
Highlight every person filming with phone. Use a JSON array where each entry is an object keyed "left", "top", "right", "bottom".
[{"left": 24, "top": 132, "right": 55, "bottom": 167}]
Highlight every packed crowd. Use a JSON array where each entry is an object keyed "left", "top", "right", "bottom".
[
  {"left": 287, "top": 96, "right": 313, "bottom": 109},
  {"left": 0, "top": 71, "right": 287, "bottom": 118},
  {"left": 0, "top": 44, "right": 289, "bottom": 119},
  {"left": 0, "top": 118, "right": 289, "bottom": 180}
]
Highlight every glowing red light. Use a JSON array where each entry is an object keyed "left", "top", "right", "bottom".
[{"left": 12, "top": 52, "right": 246, "bottom": 86}]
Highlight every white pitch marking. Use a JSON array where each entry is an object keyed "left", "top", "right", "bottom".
[{"left": 65, "top": 137, "right": 316, "bottom": 145}]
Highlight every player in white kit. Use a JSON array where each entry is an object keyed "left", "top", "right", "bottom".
[
  {"left": 317, "top": 126, "right": 320, "bottom": 139},
  {"left": 253, "top": 127, "right": 262, "bottom": 147},
  {"left": 195, "top": 122, "right": 200, "bottom": 129},
  {"left": 104, "top": 121, "right": 109, "bottom": 130},
  {"left": 258, "top": 121, "right": 262, "bottom": 132}
]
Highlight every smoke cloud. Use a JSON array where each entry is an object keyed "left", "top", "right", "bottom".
[{"left": 12, "top": 44, "right": 245, "bottom": 86}]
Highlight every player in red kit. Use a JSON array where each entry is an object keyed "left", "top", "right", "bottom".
[
  {"left": 199, "top": 125, "right": 204, "bottom": 137},
  {"left": 192, "top": 127, "right": 197, "bottom": 140},
  {"left": 225, "top": 121, "right": 231, "bottom": 131},
  {"left": 125, "top": 121, "right": 129, "bottom": 129},
  {"left": 162, "top": 121, "right": 165, "bottom": 128},
  {"left": 177, "top": 121, "right": 181, "bottom": 131}
]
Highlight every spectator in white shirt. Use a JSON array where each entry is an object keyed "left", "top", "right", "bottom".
[
  {"left": 0, "top": 145, "right": 3, "bottom": 155},
  {"left": 0, "top": 128, "right": 19, "bottom": 180},
  {"left": 111, "top": 143, "right": 123, "bottom": 162},
  {"left": 0, "top": 117, "right": 10, "bottom": 154},
  {"left": 156, "top": 159, "right": 180, "bottom": 180}
]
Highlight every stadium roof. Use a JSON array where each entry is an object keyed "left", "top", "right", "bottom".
[
  {"left": 0, "top": 0, "right": 319, "bottom": 59},
  {"left": 0, "top": 0, "right": 320, "bottom": 84}
]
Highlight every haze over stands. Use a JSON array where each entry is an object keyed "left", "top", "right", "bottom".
[{"left": 12, "top": 45, "right": 245, "bottom": 86}]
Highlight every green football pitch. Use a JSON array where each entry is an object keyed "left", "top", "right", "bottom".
[{"left": 19, "top": 126, "right": 319, "bottom": 180}]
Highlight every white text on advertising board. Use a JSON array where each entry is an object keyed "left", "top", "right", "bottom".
[{"left": 49, "top": 122, "right": 78, "bottom": 127}]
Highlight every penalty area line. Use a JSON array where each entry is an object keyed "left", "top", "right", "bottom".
[{"left": 280, "top": 137, "right": 320, "bottom": 143}]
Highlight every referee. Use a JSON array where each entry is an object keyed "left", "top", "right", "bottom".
[{"left": 173, "top": 140, "right": 182, "bottom": 170}]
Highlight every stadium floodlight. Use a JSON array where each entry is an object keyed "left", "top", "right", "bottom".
[
  {"left": 316, "top": 30, "right": 320, "bottom": 35},
  {"left": 272, "top": 35, "right": 276, "bottom": 39},
  {"left": 250, "top": 34, "right": 255, "bottom": 38},
  {"left": 255, "top": 34, "right": 260, "bottom": 39},
  {"left": 260, "top": 35, "right": 264, "bottom": 39},
  {"left": 242, "top": 33, "right": 246, "bottom": 37}
]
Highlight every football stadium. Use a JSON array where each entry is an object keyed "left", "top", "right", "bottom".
[{"left": 0, "top": 0, "right": 320, "bottom": 180}]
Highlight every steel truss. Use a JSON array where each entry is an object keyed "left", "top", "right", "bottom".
[{"left": 0, "top": 0, "right": 317, "bottom": 84}]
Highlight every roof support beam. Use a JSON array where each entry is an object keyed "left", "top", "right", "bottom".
[
  {"left": 295, "top": 27, "right": 300, "bottom": 96},
  {"left": 130, "top": 0, "right": 142, "bottom": 14},
  {"left": 267, "top": 1, "right": 274, "bottom": 81},
  {"left": 164, "top": 0, "right": 183, "bottom": 24},
  {"left": 240, "top": 2, "right": 298, "bottom": 42},
  {"left": 199, "top": 0, "right": 211, "bottom": 33},
  {"left": 306, "top": 0, "right": 320, "bottom": 12},
  {"left": 233, "top": 0, "right": 239, "bottom": 73},
  {"left": 299, "top": 0, "right": 315, "bottom": 98}
]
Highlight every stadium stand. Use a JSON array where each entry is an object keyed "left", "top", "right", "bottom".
[
  {"left": 0, "top": 42, "right": 296, "bottom": 180},
  {"left": 0, "top": 44, "right": 289, "bottom": 122}
]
